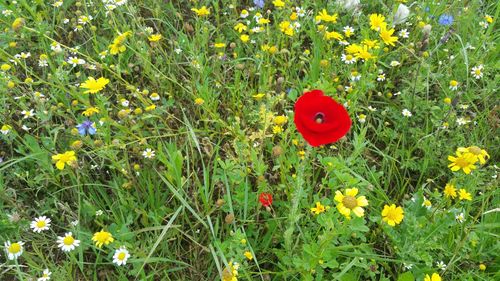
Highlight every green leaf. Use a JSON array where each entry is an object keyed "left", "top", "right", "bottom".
[{"left": 397, "top": 272, "right": 415, "bottom": 281}]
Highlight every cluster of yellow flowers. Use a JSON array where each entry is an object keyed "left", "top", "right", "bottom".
[{"left": 311, "top": 188, "right": 404, "bottom": 227}]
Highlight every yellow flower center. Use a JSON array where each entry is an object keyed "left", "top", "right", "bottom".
[
  {"left": 450, "top": 80, "right": 458, "bottom": 86},
  {"left": 36, "top": 220, "right": 46, "bottom": 228},
  {"left": 8, "top": 243, "right": 21, "bottom": 254},
  {"left": 63, "top": 236, "right": 75, "bottom": 245},
  {"left": 454, "top": 157, "right": 470, "bottom": 168},
  {"left": 475, "top": 69, "right": 481, "bottom": 75},
  {"left": 342, "top": 196, "right": 358, "bottom": 209},
  {"left": 117, "top": 252, "right": 126, "bottom": 260}
]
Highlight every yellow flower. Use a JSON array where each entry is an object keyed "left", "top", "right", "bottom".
[
  {"left": 479, "top": 263, "right": 486, "bottom": 270},
  {"left": 240, "top": 34, "right": 250, "bottom": 43},
  {"left": 234, "top": 23, "right": 247, "bottom": 33},
  {"left": 369, "top": 14, "right": 386, "bottom": 30},
  {"left": 362, "top": 39, "right": 379, "bottom": 49},
  {"left": 484, "top": 15, "right": 493, "bottom": 23},
  {"left": 334, "top": 188, "right": 369, "bottom": 219},
  {"left": 145, "top": 104, "right": 156, "bottom": 111},
  {"left": 273, "top": 115, "right": 288, "bottom": 126},
  {"left": 381, "top": 204, "right": 404, "bottom": 226},
  {"left": 80, "top": 77, "right": 110, "bottom": 94},
  {"left": 252, "top": 93, "right": 265, "bottom": 100},
  {"left": 310, "top": 202, "right": 329, "bottom": 215},
  {"left": 92, "top": 230, "right": 114, "bottom": 248},
  {"left": 444, "top": 97, "right": 452, "bottom": 104},
  {"left": 148, "top": 33, "right": 162, "bottom": 42},
  {"left": 214, "top": 42, "right": 226, "bottom": 48},
  {"left": 194, "top": 98, "right": 205, "bottom": 105},
  {"left": 443, "top": 183, "right": 457, "bottom": 199},
  {"left": 109, "top": 31, "right": 131, "bottom": 55},
  {"left": 12, "top": 18, "right": 25, "bottom": 31},
  {"left": 109, "top": 42, "right": 126, "bottom": 54},
  {"left": 52, "top": 151, "right": 77, "bottom": 170},
  {"left": 272, "top": 125, "right": 283, "bottom": 134},
  {"left": 448, "top": 150, "right": 477, "bottom": 174},
  {"left": 279, "top": 21, "right": 294, "bottom": 36},
  {"left": 324, "top": 31, "right": 344, "bottom": 41},
  {"left": 379, "top": 25, "right": 398, "bottom": 46},
  {"left": 1, "top": 124, "right": 12, "bottom": 134},
  {"left": 272, "top": 0, "right": 285, "bottom": 8},
  {"left": 345, "top": 43, "right": 363, "bottom": 54},
  {"left": 315, "top": 9, "right": 338, "bottom": 23},
  {"left": 424, "top": 273, "right": 441, "bottom": 281},
  {"left": 460, "top": 146, "right": 489, "bottom": 164},
  {"left": 244, "top": 251, "right": 253, "bottom": 260},
  {"left": 82, "top": 107, "right": 100, "bottom": 116},
  {"left": 191, "top": 6, "right": 210, "bottom": 17},
  {"left": 1, "top": 64, "right": 11, "bottom": 71},
  {"left": 355, "top": 45, "right": 376, "bottom": 61},
  {"left": 458, "top": 189, "right": 472, "bottom": 201}
]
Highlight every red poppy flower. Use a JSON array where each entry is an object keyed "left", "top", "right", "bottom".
[
  {"left": 259, "top": 192, "right": 273, "bottom": 207},
  {"left": 294, "top": 89, "right": 351, "bottom": 147}
]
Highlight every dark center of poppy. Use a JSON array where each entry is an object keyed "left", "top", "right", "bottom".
[{"left": 315, "top": 112, "right": 325, "bottom": 124}]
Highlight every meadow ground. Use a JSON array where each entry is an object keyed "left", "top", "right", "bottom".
[{"left": 0, "top": 0, "right": 499, "bottom": 280}]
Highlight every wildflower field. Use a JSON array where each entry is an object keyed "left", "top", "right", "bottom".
[{"left": 1, "top": 0, "right": 499, "bottom": 280}]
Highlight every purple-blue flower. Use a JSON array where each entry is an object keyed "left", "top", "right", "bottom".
[
  {"left": 76, "top": 120, "right": 96, "bottom": 136},
  {"left": 438, "top": 14, "right": 454, "bottom": 26},
  {"left": 254, "top": 0, "right": 264, "bottom": 9}
]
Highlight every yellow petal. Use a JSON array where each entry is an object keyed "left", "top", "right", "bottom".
[
  {"left": 334, "top": 191, "right": 344, "bottom": 203},
  {"left": 56, "top": 161, "right": 65, "bottom": 170},
  {"left": 346, "top": 188, "right": 358, "bottom": 197},
  {"left": 357, "top": 196, "right": 369, "bottom": 207}
]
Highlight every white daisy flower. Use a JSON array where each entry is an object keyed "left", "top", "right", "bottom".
[
  {"left": 4, "top": 241, "right": 24, "bottom": 260},
  {"left": 21, "top": 109, "right": 35, "bottom": 119},
  {"left": 455, "top": 212, "right": 465, "bottom": 223},
  {"left": 57, "top": 232, "right": 80, "bottom": 252},
  {"left": 112, "top": 246, "right": 131, "bottom": 266},
  {"left": 341, "top": 53, "right": 357, "bottom": 64},
  {"left": 67, "top": 57, "right": 85, "bottom": 67},
  {"left": 402, "top": 109, "right": 412, "bottom": 117},
  {"left": 398, "top": 29, "right": 409, "bottom": 38},
  {"left": 142, "top": 148, "right": 155, "bottom": 159},
  {"left": 30, "top": 216, "right": 51, "bottom": 233},
  {"left": 38, "top": 268, "right": 52, "bottom": 281},
  {"left": 471, "top": 65, "right": 484, "bottom": 79}
]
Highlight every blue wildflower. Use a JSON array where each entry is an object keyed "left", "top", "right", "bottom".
[
  {"left": 76, "top": 120, "right": 96, "bottom": 136},
  {"left": 438, "top": 14, "right": 454, "bottom": 26},
  {"left": 254, "top": 0, "right": 264, "bottom": 9}
]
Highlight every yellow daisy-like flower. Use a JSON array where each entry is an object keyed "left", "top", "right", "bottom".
[
  {"left": 82, "top": 107, "right": 100, "bottom": 116},
  {"left": 272, "top": 0, "right": 285, "bottom": 8},
  {"left": 443, "top": 183, "right": 457, "bottom": 199},
  {"left": 459, "top": 146, "right": 489, "bottom": 165},
  {"left": 191, "top": 6, "right": 210, "bottom": 17},
  {"left": 92, "top": 230, "right": 114, "bottom": 248},
  {"left": 379, "top": 25, "right": 398, "bottom": 46},
  {"left": 244, "top": 251, "right": 253, "bottom": 260},
  {"left": 424, "top": 273, "right": 441, "bottom": 281},
  {"left": 448, "top": 150, "right": 478, "bottom": 174},
  {"left": 381, "top": 204, "right": 404, "bottom": 226},
  {"left": 369, "top": 14, "right": 386, "bottom": 30},
  {"left": 148, "top": 33, "right": 162, "bottom": 42},
  {"left": 80, "top": 77, "right": 110, "bottom": 94},
  {"left": 334, "top": 188, "right": 369, "bottom": 219},
  {"left": 273, "top": 115, "right": 288, "bottom": 126},
  {"left": 194, "top": 98, "right": 205, "bottom": 105},
  {"left": 458, "top": 189, "right": 472, "bottom": 201},
  {"left": 310, "top": 202, "right": 329, "bottom": 215},
  {"left": 52, "top": 151, "right": 77, "bottom": 170},
  {"left": 315, "top": 9, "right": 338, "bottom": 23}
]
